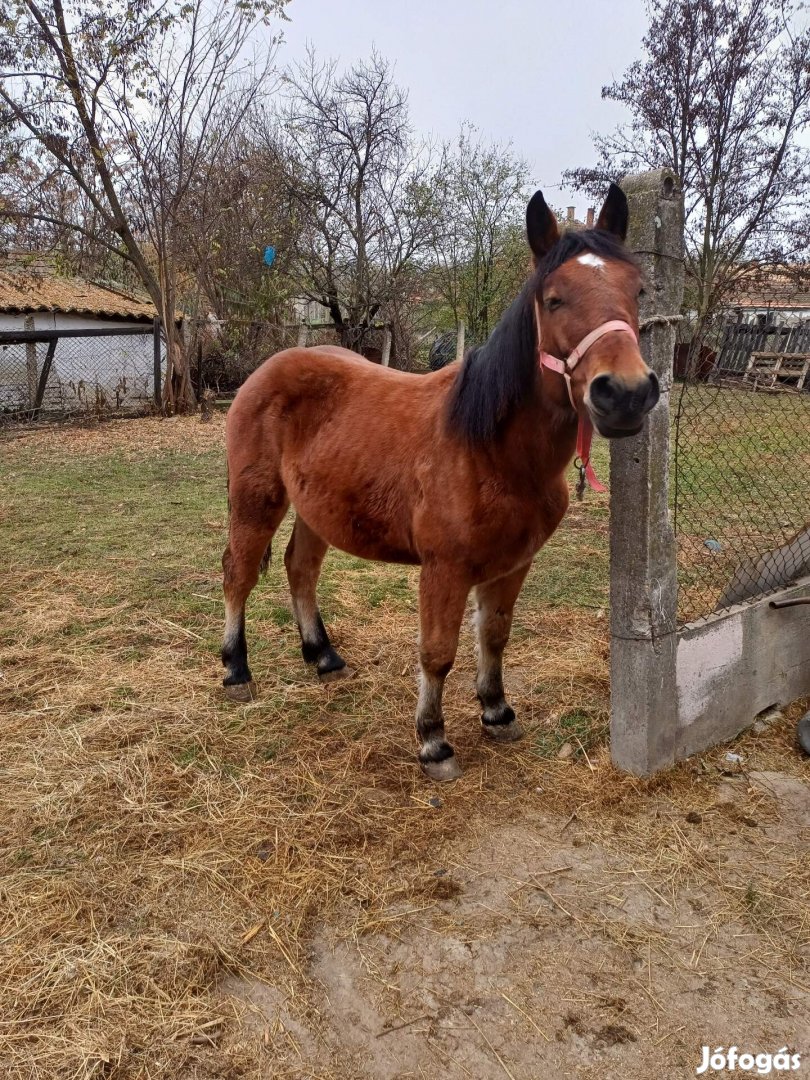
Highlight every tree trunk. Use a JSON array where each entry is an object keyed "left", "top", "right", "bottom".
[
  {"left": 155, "top": 266, "right": 196, "bottom": 413},
  {"left": 340, "top": 324, "right": 362, "bottom": 351},
  {"left": 161, "top": 318, "right": 196, "bottom": 413}
]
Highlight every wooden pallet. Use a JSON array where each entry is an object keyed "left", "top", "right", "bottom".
[{"left": 743, "top": 351, "right": 810, "bottom": 391}]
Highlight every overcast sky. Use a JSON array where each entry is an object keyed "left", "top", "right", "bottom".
[{"left": 274, "top": 0, "right": 649, "bottom": 211}]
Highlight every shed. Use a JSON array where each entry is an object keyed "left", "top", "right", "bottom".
[
  {"left": 0, "top": 271, "right": 168, "bottom": 416},
  {"left": 726, "top": 265, "right": 810, "bottom": 321},
  {"left": 710, "top": 270, "right": 810, "bottom": 382}
]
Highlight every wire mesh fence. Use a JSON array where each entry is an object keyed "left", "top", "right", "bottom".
[
  {"left": 196, "top": 320, "right": 311, "bottom": 395},
  {"left": 195, "top": 311, "right": 449, "bottom": 389},
  {"left": 0, "top": 319, "right": 336, "bottom": 424},
  {"left": 0, "top": 327, "right": 160, "bottom": 425},
  {"left": 672, "top": 306, "right": 810, "bottom": 625},
  {"left": 426, "top": 324, "right": 488, "bottom": 372},
  {"left": 0, "top": 310, "right": 458, "bottom": 428}
]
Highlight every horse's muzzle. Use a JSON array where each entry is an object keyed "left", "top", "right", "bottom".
[{"left": 587, "top": 371, "right": 660, "bottom": 438}]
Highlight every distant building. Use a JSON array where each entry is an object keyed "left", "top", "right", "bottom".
[
  {"left": 291, "top": 296, "right": 331, "bottom": 325},
  {"left": 0, "top": 270, "right": 170, "bottom": 415},
  {"left": 724, "top": 265, "right": 810, "bottom": 322},
  {"left": 701, "top": 266, "right": 810, "bottom": 383}
]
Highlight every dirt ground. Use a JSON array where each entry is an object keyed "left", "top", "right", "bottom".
[
  {"left": 0, "top": 415, "right": 808, "bottom": 1080},
  {"left": 219, "top": 766, "right": 809, "bottom": 1080}
]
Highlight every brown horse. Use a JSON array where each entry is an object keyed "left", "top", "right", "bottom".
[{"left": 221, "top": 184, "right": 657, "bottom": 779}]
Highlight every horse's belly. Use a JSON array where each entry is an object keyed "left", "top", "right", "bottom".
[
  {"left": 288, "top": 491, "right": 420, "bottom": 565},
  {"left": 333, "top": 531, "right": 420, "bottom": 564},
  {"left": 325, "top": 518, "right": 420, "bottom": 564}
]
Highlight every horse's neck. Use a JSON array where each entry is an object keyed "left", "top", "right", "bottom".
[{"left": 498, "top": 379, "right": 579, "bottom": 489}]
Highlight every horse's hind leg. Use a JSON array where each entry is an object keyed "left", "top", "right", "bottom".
[
  {"left": 221, "top": 491, "right": 288, "bottom": 700},
  {"left": 284, "top": 515, "right": 349, "bottom": 681},
  {"left": 474, "top": 563, "right": 531, "bottom": 742}
]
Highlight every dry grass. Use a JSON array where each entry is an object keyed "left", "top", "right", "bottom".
[{"left": 0, "top": 415, "right": 807, "bottom": 1079}]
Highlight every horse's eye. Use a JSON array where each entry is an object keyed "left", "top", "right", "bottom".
[{"left": 546, "top": 297, "right": 563, "bottom": 312}]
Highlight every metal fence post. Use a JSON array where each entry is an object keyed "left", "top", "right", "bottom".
[
  {"left": 32, "top": 340, "right": 57, "bottom": 417},
  {"left": 153, "top": 317, "right": 162, "bottom": 410},
  {"left": 24, "top": 315, "right": 38, "bottom": 406},
  {"left": 609, "top": 169, "right": 685, "bottom": 776}
]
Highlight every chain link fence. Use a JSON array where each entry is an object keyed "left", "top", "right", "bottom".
[
  {"left": 195, "top": 320, "right": 313, "bottom": 395},
  {"left": 427, "top": 325, "right": 488, "bottom": 372},
  {"left": 672, "top": 304, "right": 810, "bottom": 625},
  {"left": 0, "top": 326, "right": 161, "bottom": 425},
  {"left": 196, "top": 312, "right": 450, "bottom": 390},
  {"left": 0, "top": 312, "right": 454, "bottom": 428}
]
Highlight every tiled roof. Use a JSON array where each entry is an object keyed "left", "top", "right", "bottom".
[
  {"left": 727, "top": 266, "right": 810, "bottom": 311},
  {"left": 0, "top": 271, "right": 158, "bottom": 321},
  {"left": 732, "top": 291, "right": 810, "bottom": 310}
]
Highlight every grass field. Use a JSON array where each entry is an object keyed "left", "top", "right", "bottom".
[{"left": 1, "top": 412, "right": 808, "bottom": 1080}]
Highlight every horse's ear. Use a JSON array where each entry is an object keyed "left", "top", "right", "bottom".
[
  {"left": 595, "top": 183, "right": 628, "bottom": 242},
  {"left": 526, "top": 190, "right": 560, "bottom": 262}
]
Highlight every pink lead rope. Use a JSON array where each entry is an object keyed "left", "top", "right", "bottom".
[{"left": 534, "top": 304, "right": 638, "bottom": 499}]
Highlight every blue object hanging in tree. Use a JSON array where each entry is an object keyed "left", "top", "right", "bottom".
[{"left": 263, "top": 246, "right": 276, "bottom": 267}]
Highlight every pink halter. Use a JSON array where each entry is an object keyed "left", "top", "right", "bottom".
[{"left": 534, "top": 301, "right": 638, "bottom": 497}]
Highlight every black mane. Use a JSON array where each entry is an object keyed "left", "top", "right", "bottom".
[{"left": 446, "top": 230, "right": 638, "bottom": 443}]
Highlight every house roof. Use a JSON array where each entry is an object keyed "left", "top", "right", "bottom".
[
  {"left": 726, "top": 266, "right": 810, "bottom": 311},
  {"left": 0, "top": 271, "right": 159, "bottom": 321}
]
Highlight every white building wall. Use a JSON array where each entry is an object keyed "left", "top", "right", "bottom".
[{"left": 0, "top": 313, "right": 165, "bottom": 415}]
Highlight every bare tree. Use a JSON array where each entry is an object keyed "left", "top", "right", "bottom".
[
  {"left": 1, "top": 146, "right": 139, "bottom": 283},
  {"left": 430, "top": 126, "right": 532, "bottom": 344},
  {"left": 178, "top": 137, "right": 297, "bottom": 325},
  {"left": 271, "top": 50, "right": 437, "bottom": 352},
  {"left": 0, "top": 0, "right": 287, "bottom": 410},
  {"left": 565, "top": 0, "right": 810, "bottom": 316},
  {"left": 174, "top": 135, "right": 305, "bottom": 388}
]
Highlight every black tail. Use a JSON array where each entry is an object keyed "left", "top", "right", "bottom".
[{"left": 259, "top": 544, "right": 272, "bottom": 575}]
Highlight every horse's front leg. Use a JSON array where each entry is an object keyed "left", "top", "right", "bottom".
[
  {"left": 416, "top": 563, "right": 470, "bottom": 781},
  {"left": 474, "top": 562, "right": 532, "bottom": 742}
]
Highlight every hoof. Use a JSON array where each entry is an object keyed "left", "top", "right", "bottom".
[
  {"left": 482, "top": 719, "right": 524, "bottom": 742},
  {"left": 223, "top": 680, "right": 257, "bottom": 703},
  {"left": 421, "top": 755, "right": 462, "bottom": 782},
  {"left": 318, "top": 665, "right": 355, "bottom": 684}
]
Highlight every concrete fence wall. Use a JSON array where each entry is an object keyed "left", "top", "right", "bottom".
[{"left": 609, "top": 169, "right": 810, "bottom": 776}]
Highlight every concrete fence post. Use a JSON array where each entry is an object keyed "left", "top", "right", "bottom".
[
  {"left": 381, "top": 328, "right": 392, "bottom": 367},
  {"left": 455, "top": 320, "right": 465, "bottom": 364},
  {"left": 297, "top": 323, "right": 309, "bottom": 348},
  {"left": 609, "top": 169, "right": 685, "bottom": 775}
]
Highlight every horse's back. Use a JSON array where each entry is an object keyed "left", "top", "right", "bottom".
[
  {"left": 230, "top": 345, "right": 455, "bottom": 422},
  {"left": 225, "top": 346, "right": 461, "bottom": 562}
]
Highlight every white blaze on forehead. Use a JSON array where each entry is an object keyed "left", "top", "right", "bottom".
[{"left": 578, "top": 253, "right": 606, "bottom": 270}]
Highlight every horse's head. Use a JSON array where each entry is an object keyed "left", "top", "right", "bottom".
[{"left": 527, "top": 184, "right": 658, "bottom": 437}]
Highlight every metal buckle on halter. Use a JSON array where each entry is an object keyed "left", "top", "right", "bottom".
[{"left": 573, "top": 456, "right": 587, "bottom": 500}]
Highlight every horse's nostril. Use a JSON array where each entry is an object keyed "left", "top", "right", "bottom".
[
  {"left": 591, "top": 375, "right": 660, "bottom": 416},
  {"left": 589, "top": 374, "right": 620, "bottom": 413},
  {"left": 589, "top": 372, "right": 659, "bottom": 422},
  {"left": 645, "top": 372, "right": 660, "bottom": 410}
]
